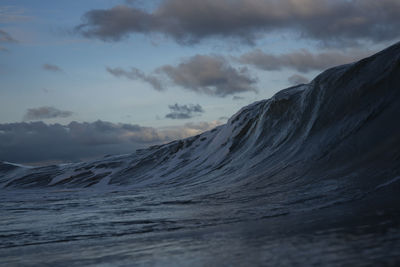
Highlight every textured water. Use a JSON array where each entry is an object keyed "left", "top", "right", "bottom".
[{"left": 1, "top": 184, "right": 399, "bottom": 266}]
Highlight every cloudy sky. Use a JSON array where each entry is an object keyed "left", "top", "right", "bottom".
[{"left": 1, "top": 0, "right": 399, "bottom": 164}]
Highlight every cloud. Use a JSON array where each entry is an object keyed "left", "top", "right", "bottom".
[
  {"left": 23, "top": 107, "right": 73, "bottom": 121},
  {"left": 76, "top": 0, "right": 400, "bottom": 46},
  {"left": 0, "top": 6, "right": 30, "bottom": 23},
  {"left": 159, "top": 55, "right": 258, "bottom": 97},
  {"left": 0, "top": 29, "right": 17, "bottom": 52},
  {"left": 0, "top": 29, "right": 17, "bottom": 43},
  {"left": 42, "top": 64, "right": 63, "bottom": 72},
  {"left": 124, "top": 0, "right": 144, "bottom": 5},
  {"left": 288, "top": 74, "right": 309, "bottom": 85},
  {"left": 67, "top": 120, "right": 161, "bottom": 144},
  {"left": 0, "top": 120, "right": 222, "bottom": 164},
  {"left": 239, "top": 49, "right": 374, "bottom": 73},
  {"left": 108, "top": 55, "right": 258, "bottom": 97},
  {"left": 165, "top": 103, "right": 204, "bottom": 119},
  {"left": 0, "top": 121, "right": 160, "bottom": 164},
  {"left": 107, "top": 67, "right": 164, "bottom": 91},
  {"left": 233, "top": 96, "right": 245, "bottom": 101}
]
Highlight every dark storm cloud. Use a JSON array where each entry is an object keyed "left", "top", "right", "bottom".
[
  {"left": 42, "top": 64, "right": 63, "bottom": 72},
  {"left": 159, "top": 55, "right": 258, "bottom": 97},
  {"left": 23, "top": 107, "right": 73, "bottom": 121},
  {"left": 107, "top": 67, "right": 164, "bottom": 91},
  {"left": 76, "top": 0, "right": 400, "bottom": 46},
  {"left": 288, "top": 74, "right": 309, "bottom": 85},
  {"left": 0, "top": 120, "right": 222, "bottom": 164},
  {"left": 165, "top": 103, "right": 204, "bottom": 119},
  {"left": 239, "top": 49, "right": 374, "bottom": 73}
]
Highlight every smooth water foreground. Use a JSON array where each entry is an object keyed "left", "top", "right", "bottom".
[{"left": 1, "top": 184, "right": 399, "bottom": 266}]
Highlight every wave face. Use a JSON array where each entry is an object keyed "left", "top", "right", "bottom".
[{"left": 1, "top": 43, "right": 400, "bottom": 265}]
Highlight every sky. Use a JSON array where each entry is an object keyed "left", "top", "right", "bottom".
[{"left": 0, "top": 0, "right": 399, "bottom": 165}]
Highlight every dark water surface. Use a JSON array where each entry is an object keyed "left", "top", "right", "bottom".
[{"left": 1, "top": 185, "right": 399, "bottom": 266}]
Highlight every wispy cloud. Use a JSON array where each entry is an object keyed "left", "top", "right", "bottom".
[
  {"left": 23, "top": 107, "right": 73, "bottom": 121},
  {"left": 239, "top": 49, "right": 374, "bottom": 73},
  {"left": 0, "top": 29, "right": 17, "bottom": 43},
  {"left": 107, "top": 67, "right": 164, "bottom": 91},
  {"left": 42, "top": 64, "right": 63, "bottom": 72},
  {"left": 233, "top": 96, "right": 245, "bottom": 101},
  {"left": 0, "top": 29, "right": 17, "bottom": 52},
  {"left": 0, "top": 6, "right": 30, "bottom": 23},
  {"left": 165, "top": 103, "right": 204, "bottom": 119}
]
